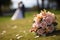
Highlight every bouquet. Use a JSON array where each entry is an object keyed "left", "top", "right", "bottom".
[{"left": 30, "top": 9, "right": 58, "bottom": 36}]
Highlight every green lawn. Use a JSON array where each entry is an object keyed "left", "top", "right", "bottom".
[{"left": 0, "top": 10, "right": 60, "bottom": 40}]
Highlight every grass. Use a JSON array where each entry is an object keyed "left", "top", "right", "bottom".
[{"left": 0, "top": 10, "right": 60, "bottom": 40}]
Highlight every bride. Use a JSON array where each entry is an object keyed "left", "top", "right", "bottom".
[{"left": 11, "top": 1, "right": 23, "bottom": 20}]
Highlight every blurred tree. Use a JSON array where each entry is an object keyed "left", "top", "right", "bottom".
[
  {"left": 56, "top": 0, "right": 60, "bottom": 9},
  {"left": 42, "top": 0, "right": 44, "bottom": 10},
  {"left": 37, "top": 0, "right": 45, "bottom": 12},
  {"left": 37, "top": 0, "right": 40, "bottom": 13},
  {"left": 0, "top": 0, "right": 11, "bottom": 16}
]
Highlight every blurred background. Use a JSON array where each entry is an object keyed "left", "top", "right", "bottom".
[{"left": 0, "top": 0, "right": 60, "bottom": 16}]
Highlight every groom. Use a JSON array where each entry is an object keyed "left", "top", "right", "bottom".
[
  {"left": 19, "top": 1, "right": 25, "bottom": 18},
  {"left": 18, "top": 1, "right": 25, "bottom": 18}
]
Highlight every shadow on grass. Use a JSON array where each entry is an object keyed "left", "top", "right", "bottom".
[{"left": 47, "top": 30, "right": 60, "bottom": 36}]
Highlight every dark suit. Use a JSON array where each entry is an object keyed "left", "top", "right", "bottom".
[
  {"left": 21, "top": 4, "right": 25, "bottom": 18},
  {"left": 19, "top": 3, "right": 25, "bottom": 18}
]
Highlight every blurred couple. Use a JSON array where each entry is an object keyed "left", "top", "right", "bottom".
[{"left": 11, "top": 1, "right": 25, "bottom": 20}]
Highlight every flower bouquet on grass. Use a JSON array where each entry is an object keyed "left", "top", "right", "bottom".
[{"left": 30, "top": 9, "right": 58, "bottom": 36}]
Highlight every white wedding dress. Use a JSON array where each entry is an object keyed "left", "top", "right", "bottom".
[{"left": 11, "top": 9, "right": 23, "bottom": 20}]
